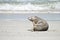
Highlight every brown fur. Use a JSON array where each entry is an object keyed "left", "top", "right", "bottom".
[{"left": 28, "top": 16, "right": 49, "bottom": 31}]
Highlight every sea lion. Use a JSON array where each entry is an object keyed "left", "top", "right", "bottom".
[{"left": 28, "top": 16, "right": 49, "bottom": 31}]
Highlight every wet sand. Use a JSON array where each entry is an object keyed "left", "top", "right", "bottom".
[
  {"left": 0, "top": 20, "right": 60, "bottom": 40},
  {"left": 0, "top": 10, "right": 60, "bottom": 14}
]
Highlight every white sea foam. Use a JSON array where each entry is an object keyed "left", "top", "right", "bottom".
[
  {"left": 0, "top": 3, "right": 60, "bottom": 13},
  {"left": 0, "top": 3, "right": 49, "bottom": 10}
]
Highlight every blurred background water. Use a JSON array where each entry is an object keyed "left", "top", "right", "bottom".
[
  {"left": 0, "top": 13, "right": 60, "bottom": 21},
  {"left": 0, "top": 0, "right": 60, "bottom": 4},
  {"left": 0, "top": 0, "right": 60, "bottom": 10},
  {"left": 0, "top": 0, "right": 60, "bottom": 21}
]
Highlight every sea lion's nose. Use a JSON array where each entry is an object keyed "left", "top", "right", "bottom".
[{"left": 28, "top": 17, "right": 31, "bottom": 20}]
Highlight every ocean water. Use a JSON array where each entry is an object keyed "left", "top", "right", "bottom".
[
  {"left": 0, "top": 1, "right": 60, "bottom": 10},
  {"left": 0, "top": 13, "right": 60, "bottom": 21},
  {"left": 0, "top": 3, "right": 49, "bottom": 10}
]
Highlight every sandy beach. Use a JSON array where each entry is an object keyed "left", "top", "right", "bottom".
[
  {"left": 0, "top": 19, "right": 60, "bottom": 40},
  {"left": 0, "top": 13, "right": 60, "bottom": 40}
]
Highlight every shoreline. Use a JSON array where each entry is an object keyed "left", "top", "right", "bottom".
[{"left": 0, "top": 10, "right": 60, "bottom": 14}]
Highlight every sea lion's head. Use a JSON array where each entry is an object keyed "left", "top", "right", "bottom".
[{"left": 28, "top": 16, "right": 38, "bottom": 22}]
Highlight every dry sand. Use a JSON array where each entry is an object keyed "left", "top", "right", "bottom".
[{"left": 0, "top": 19, "right": 60, "bottom": 40}]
